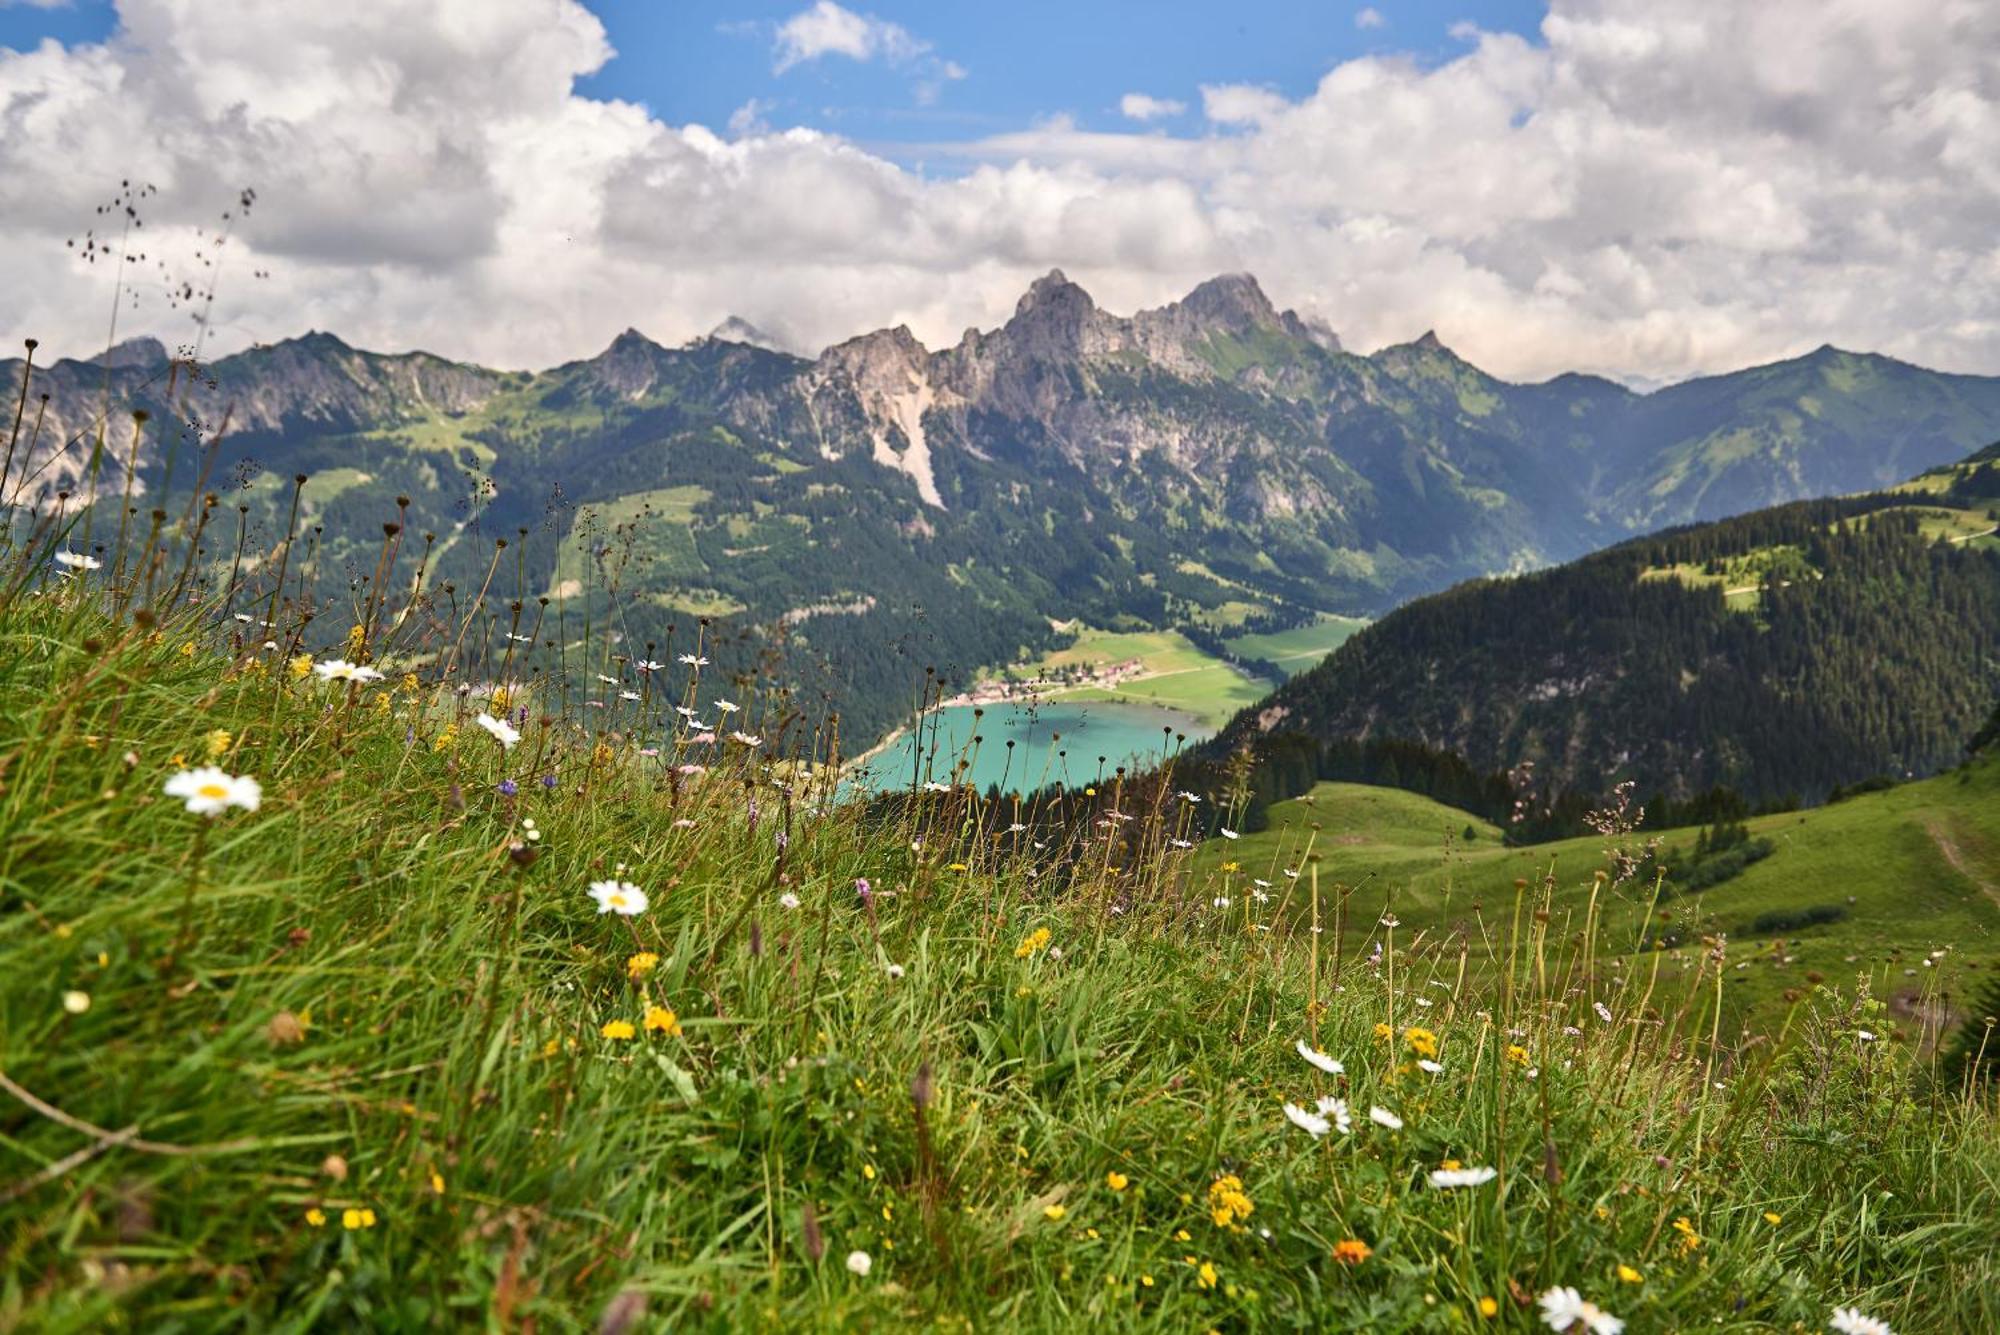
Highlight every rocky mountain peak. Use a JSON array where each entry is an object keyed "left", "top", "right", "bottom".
[
  {"left": 1177, "top": 272, "right": 1279, "bottom": 330},
  {"left": 1014, "top": 268, "right": 1093, "bottom": 319},
  {"left": 705, "top": 316, "right": 787, "bottom": 353},
  {"left": 82, "top": 336, "right": 170, "bottom": 371}
]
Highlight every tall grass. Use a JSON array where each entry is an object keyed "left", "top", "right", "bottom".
[{"left": 0, "top": 472, "right": 1996, "bottom": 1332}]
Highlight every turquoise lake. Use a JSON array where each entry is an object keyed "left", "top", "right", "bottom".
[{"left": 850, "top": 700, "right": 1208, "bottom": 795}]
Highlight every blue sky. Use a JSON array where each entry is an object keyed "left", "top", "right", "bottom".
[{"left": 2, "top": 0, "right": 1549, "bottom": 148}]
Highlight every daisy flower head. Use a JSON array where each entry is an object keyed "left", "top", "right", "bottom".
[
  {"left": 1829, "top": 1308, "right": 1892, "bottom": 1335},
  {"left": 1429, "top": 1165, "right": 1499, "bottom": 1189},
  {"left": 716, "top": 699, "right": 740, "bottom": 713},
  {"left": 1538, "top": 1286, "right": 1624, "bottom": 1334},
  {"left": 1368, "top": 1105, "right": 1404, "bottom": 1131},
  {"left": 884, "top": 962, "right": 905, "bottom": 980},
  {"left": 1283, "top": 1102, "right": 1332, "bottom": 1137},
  {"left": 679, "top": 653, "right": 709, "bottom": 667},
  {"left": 55, "top": 548, "right": 103, "bottom": 571},
  {"left": 1296, "top": 1040, "right": 1344, "bottom": 1076},
  {"left": 164, "top": 766, "right": 262, "bottom": 816},
  {"left": 1315, "top": 1096, "right": 1352, "bottom": 1134},
  {"left": 313, "top": 659, "right": 385, "bottom": 684},
  {"left": 475, "top": 712, "right": 521, "bottom": 749},
  {"left": 589, "top": 880, "right": 649, "bottom": 916},
  {"left": 1418, "top": 1059, "right": 1444, "bottom": 1074},
  {"left": 846, "top": 1250, "right": 872, "bottom": 1277},
  {"left": 779, "top": 892, "right": 801, "bottom": 909}
]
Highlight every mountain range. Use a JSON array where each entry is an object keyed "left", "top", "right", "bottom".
[{"left": 10, "top": 271, "right": 2000, "bottom": 747}]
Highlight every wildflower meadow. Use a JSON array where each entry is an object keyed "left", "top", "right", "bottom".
[{"left": 0, "top": 468, "right": 1995, "bottom": 1332}]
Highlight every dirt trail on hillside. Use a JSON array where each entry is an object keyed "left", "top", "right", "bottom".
[{"left": 1926, "top": 820, "right": 2000, "bottom": 911}]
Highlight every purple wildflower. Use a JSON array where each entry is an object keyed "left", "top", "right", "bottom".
[
  {"left": 496, "top": 779, "right": 518, "bottom": 797},
  {"left": 855, "top": 877, "right": 872, "bottom": 904},
  {"left": 541, "top": 774, "right": 558, "bottom": 789}
]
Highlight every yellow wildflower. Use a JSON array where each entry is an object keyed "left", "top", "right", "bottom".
[
  {"left": 1106, "top": 1171, "right": 1128, "bottom": 1192},
  {"left": 1478, "top": 1297, "right": 1499, "bottom": 1319},
  {"left": 1332, "top": 1238, "right": 1372, "bottom": 1265},
  {"left": 305, "top": 1208, "right": 327, "bottom": 1227},
  {"left": 863, "top": 1164, "right": 877, "bottom": 1181},
  {"left": 1219, "top": 861, "right": 1240, "bottom": 873},
  {"left": 1207, "top": 1175, "right": 1253, "bottom": 1230},
  {"left": 1043, "top": 1204, "right": 1067, "bottom": 1222},
  {"left": 430, "top": 1172, "right": 446, "bottom": 1195},
  {"left": 643, "top": 1006, "right": 681, "bottom": 1036},
  {"left": 626, "top": 952, "right": 660, "bottom": 981},
  {"left": 288, "top": 654, "right": 313, "bottom": 680},
  {"left": 1763, "top": 1211, "right": 1783, "bottom": 1225},
  {"left": 1197, "top": 1261, "right": 1218, "bottom": 1289},
  {"left": 1505, "top": 1044, "right": 1531, "bottom": 1066},
  {"left": 1374, "top": 1022, "right": 1394, "bottom": 1041},
  {"left": 1014, "top": 927, "right": 1053, "bottom": 959},
  {"left": 341, "top": 1207, "right": 377, "bottom": 1230},
  {"left": 204, "top": 729, "right": 232, "bottom": 760},
  {"left": 601, "top": 1019, "right": 636, "bottom": 1040},
  {"left": 1403, "top": 1025, "right": 1439, "bottom": 1059},
  {"left": 431, "top": 725, "right": 457, "bottom": 753},
  {"left": 1672, "top": 1216, "right": 1702, "bottom": 1254},
  {"left": 1617, "top": 1264, "right": 1643, "bottom": 1284}
]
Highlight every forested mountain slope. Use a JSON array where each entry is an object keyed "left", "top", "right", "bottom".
[{"left": 1208, "top": 467, "right": 2000, "bottom": 803}]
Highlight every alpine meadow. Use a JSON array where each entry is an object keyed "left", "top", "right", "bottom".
[{"left": 3, "top": 3, "right": 2000, "bottom": 1333}]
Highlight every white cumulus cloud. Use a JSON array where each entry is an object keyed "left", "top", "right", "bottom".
[
  {"left": 772, "top": 1, "right": 927, "bottom": 73},
  {"left": 1119, "top": 92, "right": 1186, "bottom": 122},
  {"left": 0, "top": 0, "right": 1996, "bottom": 389}
]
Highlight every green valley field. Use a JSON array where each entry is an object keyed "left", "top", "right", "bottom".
[{"left": 1191, "top": 771, "right": 2000, "bottom": 1031}]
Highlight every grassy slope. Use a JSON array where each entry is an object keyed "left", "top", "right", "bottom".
[
  {"left": 1193, "top": 773, "right": 2000, "bottom": 1029},
  {"left": 1222, "top": 616, "right": 1371, "bottom": 677},
  {"left": 2, "top": 589, "right": 1997, "bottom": 1330},
  {"left": 1015, "top": 628, "right": 1269, "bottom": 731}
]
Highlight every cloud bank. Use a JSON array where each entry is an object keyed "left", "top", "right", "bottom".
[{"left": 2, "top": 0, "right": 1997, "bottom": 385}]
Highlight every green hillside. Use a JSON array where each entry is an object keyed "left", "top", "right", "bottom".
[
  {"left": 1192, "top": 765, "right": 2000, "bottom": 1028},
  {"left": 1212, "top": 475, "right": 2000, "bottom": 804},
  {"left": 6, "top": 553, "right": 1999, "bottom": 1330}
]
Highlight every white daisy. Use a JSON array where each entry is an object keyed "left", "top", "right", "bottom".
[
  {"left": 619, "top": 691, "right": 641, "bottom": 702},
  {"left": 1829, "top": 1307, "right": 1892, "bottom": 1335},
  {"left": 313, "top": 659, "right": 385, "bottom": 684},
  {"left": 884, "top": 963, "right": 905, "bottom": 980},
  {"left": 587, "top": 880, "right": 649, "bottom": 916},
  {"left": 1368, "top": 1105, "right": 1403, "bottom": 1131},
  {"left": 779, "top": 892, "right": 801, "bottom": 910},
  {"left": 164, "top": 766, "right": 262, "bottom": 816},
  {"left": 634, "top": 659, "right": 664, "bottom": 671},
  {"left": 475, "top": 713, "right": 521, "bottom": 749},
  {"left": 54, "top": 549, "right": 101, "bottom": 571},
  {"left": 1315, "top": 1096, "right": 1352, "bottom": 1134},
  {"left": 1428, "top": 1165, "right": 1498, "bottom": 1188},
  {"left": 1296, "top": 1040, "right": 1344, "bottom": 1076},
  {"left": 1593, "top": 1001, "right": 1614, "bottom": 1024},
  {"left": 1282, "top": 1102, "right": 1331, "bottom": 1137},
  {"left": 1220, "top": 828, "right": 1239, "bottom": 840},
  {"left": 716, "top": 700, "right": 740, "bottom": 713},
  {"left": 679, "top": 653, "right": 709, "bottom": 666},
  {"left": 731, "top": 732, "right": 763, "bottom": 747},
  {"left": 1212, "top": 896, "right": 1231, "bottom": 909},
  {"left": 846, "top": 1250, "right": 872, "bottom": 1277},
  {"left": 1418, "top": 1059, "right": 1444, "bottom": 1074},
  {"left": 1537, "top": 1286, "right": 1623, "bottom": 1334}
]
